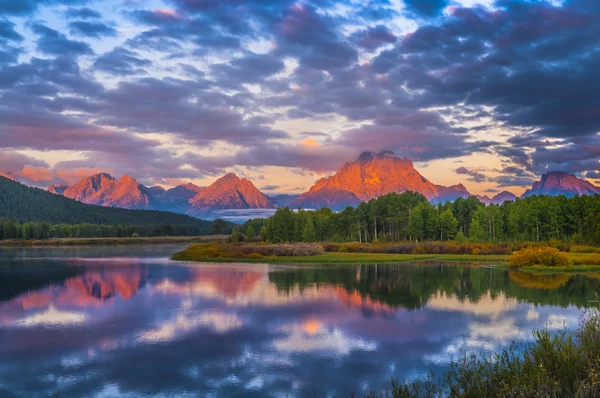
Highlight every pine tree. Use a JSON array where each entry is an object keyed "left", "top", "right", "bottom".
[
  {"left": 246, "top": 225, "right": 256, "bottom": 240},
  {"left": 231, "top": 229, "right": 239, "bottom": 243},
  {"left": 302, "top": 217, "right": 317, "bottom": 242}
]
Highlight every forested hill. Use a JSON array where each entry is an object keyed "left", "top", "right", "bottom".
[{"left": 0, "top": 176, "right": 212, "bottom": 228}]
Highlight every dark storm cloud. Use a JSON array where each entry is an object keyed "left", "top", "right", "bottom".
[
  {"left": 93, "top": 47, "right": 151, "bottom": 76},
  {"left": 64, "top": 7, "right": 101, "bottom": 19},
  {"left": 68, "top": 20, "right": 117, "bottom": 38},
  {"left": 31, "top": 23, "right": 93, "bottom": 56}
]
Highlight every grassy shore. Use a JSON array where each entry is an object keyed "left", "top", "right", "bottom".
[
  {"left": 173, "top": 250, "right": 509, "bottom": 264},
  {"left": 171, "top": 242, "right": 600, "bottom": 272},
  {"left": 0, "top": 235, "right": 229, "bottom": 247}
]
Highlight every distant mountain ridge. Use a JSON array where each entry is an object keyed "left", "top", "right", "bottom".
[
  {"left": 48, "top": 172, "right": 275, "bottom": 217},
  {"left": 0, "top": 154, "right": 590, "bottom": 220},
  {"left": 475, "top": 191, "right": 518, "bottom": 205}
]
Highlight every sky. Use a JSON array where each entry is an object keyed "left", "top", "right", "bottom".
[{"left": 0, "top": 0, "right": 599, "bottom": 196}]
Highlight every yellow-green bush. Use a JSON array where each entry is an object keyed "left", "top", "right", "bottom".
[{"left": 509, "top": 247, "right": 573, "bottom": 268}]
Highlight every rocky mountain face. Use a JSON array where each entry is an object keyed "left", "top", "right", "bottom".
[
  {"left": 522, "top": 172, "right": 600, "bottom": 198},
  {"left": 187, "top": 173, "right": 276, "bottom": 217},
  {"left": 291, "top": 151, "right": 471, "bottom": 209},
  {"left": 60, "top": 173, "right": 156, "bottom": 210},
  {"left": 48, "top": 173, "right": 272, "bottom": 216}
]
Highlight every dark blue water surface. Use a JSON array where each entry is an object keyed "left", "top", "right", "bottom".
[{"left": 0, "top": 245, "right": 597, "bottom": 397}]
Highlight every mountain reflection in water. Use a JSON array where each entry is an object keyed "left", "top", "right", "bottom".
[{"left": 0, "top": 248, "right": 598, "bottom": 397}]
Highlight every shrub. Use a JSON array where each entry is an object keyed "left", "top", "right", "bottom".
[
  {"left": 246, "top": 253, "right": 263, "bottom": 259},
  {"left": 338, "top": 246, "right": 348, "bottom": 253},
  {"left": 267, "top": 243, "right": 324, "bottom": 256},
  {"left": 472, "top": 248, "right": 481, "bottom": 255},
  {"left": 131, "top": 232, "right": 141, "bottom": 238},
  {"left": 509, "top": 246, "right": 573, "bottom": 268}
]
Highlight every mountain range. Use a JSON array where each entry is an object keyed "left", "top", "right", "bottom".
[{"left": 3, "top": 151, "right": 599, "bottom": 219}]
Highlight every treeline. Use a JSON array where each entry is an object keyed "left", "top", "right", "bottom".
[
  {"left": 242, "top": 191, "right": 600, "bottom": 245},
  {"left": 0, "top": 220, "right": 219, "bottom": 240}
]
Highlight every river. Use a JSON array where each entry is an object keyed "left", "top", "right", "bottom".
[{"left": 0, "top": 245, "right": 597, "bottom": 397}]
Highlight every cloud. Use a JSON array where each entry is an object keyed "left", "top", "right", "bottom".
[
  {"left": 404, "top": 0, "right": 448, "bottom": 17},
  {"left": 0, "top": 19, "right": 23, "bottom": 42},
  {"left": 68, "top": 21, "right": 117, "bottom": 38},
  {"left": 64, "top": 7, "right": 101, "bottom": 19},
  {"left": 455, "top": 166, "right": 489, "bottom": 183},
  {"left": 31, "top": 23, "right": 93, "bottom": 56},
  {"left": 93, "top": 47, "right": 151, "bottom": 75},
  {"left": 0, "top": 0, "right": 89, "bottom": 16},
  {"left": 352, "top": 25, "right": 397, "bottom": 51}
]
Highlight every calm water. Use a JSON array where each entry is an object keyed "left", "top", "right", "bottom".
[{"left": 1, "top": 246, "right": 598, "bottom": 397}]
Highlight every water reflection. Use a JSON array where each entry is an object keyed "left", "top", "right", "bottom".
[{"left": 0, "top": 249, "right": 598, "bottom": 397}]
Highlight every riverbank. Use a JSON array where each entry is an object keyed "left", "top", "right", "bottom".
[
  {"left": 0, "top": 235, "right": 229, "bottom": 247},
  {"left": 171, "top": 243, "right": 600, "bottom": 272}
]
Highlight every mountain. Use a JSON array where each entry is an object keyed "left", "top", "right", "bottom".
[
  {"left": 146, "top": 185, "right": 166, "bottom": 197},
  {"left": 291, "top": 151, "right": 471, "bottom": 209},
  {"left": 432, "top": 184, "right": 471, "bottom": 204},
  {"left": 0, "top": 176, "right": 215, "bottom": 229},
  {"left": 48, "top": 184, "right": 68, "bottom": 195},
  {"left": 187, "top": 173, "right": 276, "bottom": 217},
  {"left": 269, "top": 194, "right": 300, "bottom": 207},
  {"left": 155, "top": 183, "right": 205, "bottom": 213},
  {"left": 0, "top": 171, "right": 18, "bottom": 182},
  {"left": 291, "top": 188, "right": 361, "bottom": 211},
  {"left": 60, "top": 173, "right": 157, "bottom": 210},
  {"left": 476, "top": 191, "right": 517, "bottom": 205},
  {"left": 491, "top": 191, "right": 517, "bottom": 204},
  {"left": 522, "top": 172, "right": 600, "bottom": 198}
]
